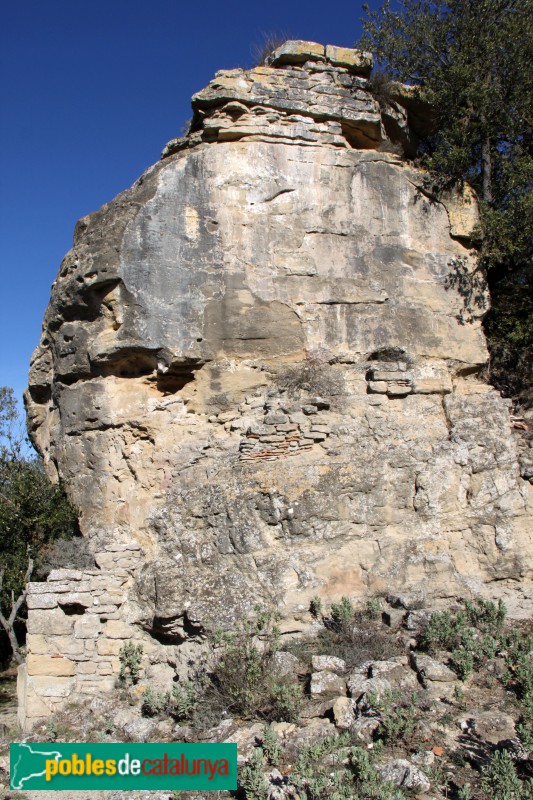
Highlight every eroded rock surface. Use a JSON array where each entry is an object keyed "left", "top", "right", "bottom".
[{"left": 22, "top": 41, "right": 532, "bottom": 728}]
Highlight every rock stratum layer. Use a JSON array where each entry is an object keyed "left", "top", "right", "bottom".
[{"left": 22, "top": 42, "right": 532, "bottom": 728}]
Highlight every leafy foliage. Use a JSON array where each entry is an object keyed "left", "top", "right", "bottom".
[
  {"left": 0, "top": 387, "right": 80, "bottom": 661},
  {"left": 359, "top": 0, "right": 533, "bottom": 402},
  {"left": 205, "top": 609, "right": 302, "bottom": 723},
  {"left": 480, "top": 750, "right": 533, "bottom": 799},
  {"left": 118, "top": 642, "right": 143, "bottom": 685},
  {"left": 292, "top": 737, "right": 405, "bottom": 799},
  {"left": 367, "top": 689, "right": 420, "bottom": 745}
]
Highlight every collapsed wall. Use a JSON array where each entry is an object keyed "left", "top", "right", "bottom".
[{"left": 21, "top": 41, "right": 532, "bottom": 729}]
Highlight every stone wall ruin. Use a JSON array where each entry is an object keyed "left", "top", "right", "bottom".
[{"left": 20, "top": 41, "right": 532, "bottom": 729}]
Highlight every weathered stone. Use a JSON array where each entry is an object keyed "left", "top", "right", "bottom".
[
  {"left": 27, "top": 594, "right": 58, "bottom": 609},
  {"left": 368, "top": 381, "right": 388, "bottom": 393},
  {"left": 27, "top": 655, "right": 75, "bottom": 677},
  {"left": 224, "top": 722, "right": 264, "bottom": 759},
  {"left": 74, "top": 615, "right": 102, "bottom": 639},
  {"left": 310, "top": 670, "right": 346, "bottom": 697},
  {"left": 20, "top": 39, "right": 533, "bottom": 730},
  {"left": 351, "top": 716, "right": 380, "bottom": 742},
  {"left": 411, "top": 654, "right": 457, "bottom": 682},
  {"left": 348, "top": 674, "right": 392, "bottom": 700},
  {"left": 311, "top": 655, "right": 346, "bottom": 673},
  {"left": 104, "top": 620, "right": 132, "bottom": 639},
  {"left": 332, "top": 696, "right": 356, "bottom": 729},
  {"left": 26, "top": 609, "right": 74, "bottom": 636},
  {"left": 271, "top": 651, "right": 307, "bottom": 677},
  {"left": 471, "top": 711, "right": 517, "bottom": 744},
  {"left": 290, "top": 719, "right": 337, "bottom": 749},
  {"left": 96, "top": 638, "right": 124, "bottom": 656},
  {"left": 381, "top": 609, "right": 405, "bottom": 629},
  {"left": 28, "top": 676, "right": 76, "bottom": 698},
  {"left": 267, "top": 40, "right": 325, "bottom": 66},
  {"left": 325, "top": 45, "right": 373, "bottom": 75},
  {"left": 123, "top": 717, "right": 156, "bottom": 742},
  {"left": 47, "top": 569, "right": 85, "bottom": 582},
  {"left": 377, "top": 759, "right": 431, "bottom": 793}
]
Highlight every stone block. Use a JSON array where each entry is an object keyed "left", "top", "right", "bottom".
[
  {"left": 382, "top": 609, "right": 405, "bottom": 629},
  {"left": 78, "top": 677, "right": 116, "bottom": 693},
  {"left": 97, "top": 661, "right": 115, "bottom": 675},
  {"left": 104, "top": 620, "right": 132, "bottom": 639},
  {"left": 45, "top": 635, "right": 85, "bottom": 656},
  {"left": 377, "top": 760, "right": 430, "bottom": 794},
  {"left": 59, "top": 592, "right": 93, "bottom": 607},
  {"left": 310, "top": 670, "right": 346, "bottom": 697},
  {"left": 95, "top": 591, "right": 124, "bottom": 604},
  {"left": 268, "top": 41, "right": 325, "bottom": 67},
  {"left": 74, "top": 615, "right": 102, "bottom": 639},
  {"left": 27, "top": 609, "right": 74, "bottom": 636},
  {"left": 270, "top": 651, "right": 307, "bottom": 677},
  {"left": 27, "top": 583, "right": 70, "bottom": 595},
  {"left": 332, "top": 696, "right": 356, "bottom": 729},
  {"left": 27, "top": 654, "right": 76, "bottom": 677},
  {"left": 27, "top": 594, "right": 58, "bottom": 610},
  {"left": 29, "top": 675, "right": 76, "bottom": 698},
  {"left": 386, "top": 382, "right": 413, "bottom": 396},
  {"left": 26, "top": 634, "right": 49, "bottom": 655},
  {"left": 47, "top": 569, "right": 84, "bottom": 582},
  {"left": 372, "top": 370, "right": 412, "bottom": 382},
  {"left": 325, "top": 45, "right": 373, "bottom": 75},
  {"left": 312, "top": 655, "right": 346, "bottom": 673},
  {"left": 411, "top": 654, "right": 457, "bottom": 682},
  {"left": 347, "top": 674, "right": 391, "bottom": 700},
  {"left": 413, "top": 377, "right": 452, "bottom": 394},
  {"left": 96, "top": 638, "right": 123, "bottom": 656},
  {"left": 76, "top": 661, "right": 97, "bottom": 674},
  {"left": 368, "top": 381, "right": 388, "bottom": 393}
]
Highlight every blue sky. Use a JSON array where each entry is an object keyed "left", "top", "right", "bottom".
[{"left": 0, "top": 0, "right": 378, "bottom": 415}]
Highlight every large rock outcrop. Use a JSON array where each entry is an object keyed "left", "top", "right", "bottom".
[{"left": 22, "top": 41, "right": 532, "bottom": 728}]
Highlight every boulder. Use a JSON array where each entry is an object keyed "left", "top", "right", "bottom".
[{"left": 377, "top": 759, "right": 431, "bottom": 793}]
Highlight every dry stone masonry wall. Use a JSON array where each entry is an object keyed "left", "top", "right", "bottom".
[{"left": 21, "top": 41, "right": 532, "bottom": 729}]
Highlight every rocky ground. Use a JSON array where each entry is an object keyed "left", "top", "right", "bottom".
[{"left": 1, "top": 596, "right": 532, "bottom": 799}]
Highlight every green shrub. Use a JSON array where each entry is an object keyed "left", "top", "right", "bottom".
[
  {"left": 451, "top": 646, "right": 475, "bottom": 681},
  {"left": 463, "top": 598, "right": 507, "bottom": 629},
  {"left": 169, "top": 680, "right": 197, "bottom": 721},
  {"left": 366, "top": 598, "right": 382, "bottom": 619},
  {"left": 480, "top": 750, "right": 532, "bottom": 799},
  {"left": 290, "top": 596, "right": 400, "bottom": 672},
  {"left": 421, "top": 599, "right": 509, "bottom": 680},
  {"left": 421, "top": 608, "right": 468, "bottom": 652},
  {"left": 261, "top": 727, "right": 283, "bottom": 766},
  {"left": 310, "top": 595, "right": 323, "bottom": 618},
  {"left": 293, "top": 739, "right": 405, "bottom": 799},
  {"left": 205, "top": 609, "right": 302, "bottom": 722},
  {"left": 517, "top": 695, "right": 533, "bottom": 752},
  {"left": 141, "top": 686, "right": 168, "bottom": 717},
  {"left": 502, "top": 628, "right": 533, "bottom": 700},
  {"left": 368, "top": 690, "right": 419, "bottom": 745},
  {"left": 239, "top": 748, "right": 268, "bottom": 800},
  {"left": 348, "top": 747, "right": 405, "bottom": 799},
  {"left": 268, "top": 681, "right": 302, "bottom": 723},
  {"left": 330, "top": 597, "right": 355, "bottom": 634},
  {"left": 118, "top": 642, "right": 143, "bottom": 685}
]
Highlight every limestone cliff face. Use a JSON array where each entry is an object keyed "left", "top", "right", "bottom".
[{"left": 22, "top": 41, "right": 532, "bottom": 725}]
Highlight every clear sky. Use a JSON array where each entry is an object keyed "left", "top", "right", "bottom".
[{"left": 0, "top": 0, "right": 379, "bottom": 413}]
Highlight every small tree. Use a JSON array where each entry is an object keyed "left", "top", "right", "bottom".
[
  {"left": 0, "top": 387, "right": 80, "bottom": 663},
  {"left": 359, "top": 0, "right": 533, "bottom": 401}
]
